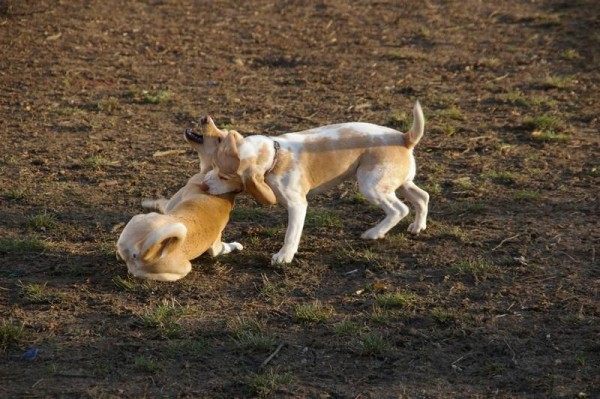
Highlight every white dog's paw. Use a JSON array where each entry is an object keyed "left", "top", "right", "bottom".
[
  {"left": 407, "top": 222, "right": 426, "bottom": 234},
  {"left": 271, "top": 249, "right": 295, "bottom": 265},
  {"left": 222, "top": 241, "right": 243, "bottom": 255},
  {"left": 361, "top": 228, "right": 385, "bottom": 240}
]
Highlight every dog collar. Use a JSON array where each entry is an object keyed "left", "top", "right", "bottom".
[{"left": 266, "top": 140, "right": 280, "bottom": 175}]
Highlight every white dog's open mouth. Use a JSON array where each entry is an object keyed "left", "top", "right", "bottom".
[{"left": 184, "top": 128, "right": 203, "bottom": 144}]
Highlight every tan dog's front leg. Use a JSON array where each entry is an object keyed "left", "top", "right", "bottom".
[{"left": 208, "top": 232, "right": 243, "bottom": 257}]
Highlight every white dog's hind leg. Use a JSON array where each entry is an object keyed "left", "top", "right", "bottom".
[
  {"left": 272, "top": 200, "right": 308, "bottom": 264},
  {"left": 360, "top": 189, "right": 409, "bottom": 239},
  {"left": 398, "top": 181, "right": 429, "bottom": 234}
]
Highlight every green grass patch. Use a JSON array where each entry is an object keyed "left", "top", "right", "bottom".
[
  {"left": 523, "top": 114, "right": 562, "bottom": 131},
  {"left": 387, "top": 109, "right": 412, "bottom": 131},
  {"left": 513, "top": 189, "right": 540, "bottom": 202},
  {"left": 333, "top": 320, "right": 363, "bottom": 337},
  {"left": 386, "top": 48, "right": 426, "bottom": 61},
  {"left": 294, "top": 300, "right": 333, "bottom": 324},
  {"left": 482, "top": 170, "right": 517, "bottom": 185},
  {"left": 232, "top": 206, "right": 269, "bottom": 221},
  {"left": 0, "top": 319, "right": 24, "bottom": 350},
  {"left": 359, "top": 333, "right": 392, "bottom": 356},
  {"left": 27, "top": 211, "right": 56, "bottom": 230},
  {"left": 230, "top": 317, "right": 276, "bottom": 352},
  {"left": 86, "top": 155, "right": 114, "bottom": 169},
  {"left": 126, "top": 88, "right": 172, "bottom": 105},
  {"left": 430, "top": 307, "right": 458, "bottom": 326},
  {"left": 258, "top": 274, "right": 286, "bottom": 300},
  {"left": 305, "top": 209, "right": 342, "bottom": 228},
  {"left": 449, "top": 202, "right": 486, "bottom": 215},
  {"left": 139, "top": 299, "right": 184, "bottom": 339},
  {"left": 375, "top": 292, "right": 417, "bottom": 309},
  {"left": 540, "top": 75, "right": 576, "bottom": 89},
  {"left": 0, "top": 237, "right": 46, "bottom": 254},
  {"left": 560, "top": 49, "right": 580, "bottom": 60},
  {"left": 248, "top": 368, "right": 292, "bottom": 398},
  {"left": 96, "top": 97, "right": 120, "bottom": 113},
  {"left": 18, "top": 281, "right": 62, "bottom": 304},
  {"left": 453, "top": 257, "right": 497, "bottom": 278},
  {"left": 437, "top": 106, "right": 464, "bottom": 121},
  {"left": 5, "top": 189, "right": 26, "bottom": 200},
  {"left": 134, "top": 356, "right": 162, "bottom": 373},
  {"left": 434, "top": 223, "right": 471, "bottom": 243},
  {"left": 499, "top": 90, "right": 531, "bottom": 108}
]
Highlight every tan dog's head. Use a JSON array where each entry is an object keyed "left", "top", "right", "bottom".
[
  {"left": 184, "top": 115, "right": 228, "bottom": 174},
  {"left": 117, "top": 213, "right": 190, "bottom": 281},
  {"left": 201, "top": 130, "right": 277, "bottom": 205}
]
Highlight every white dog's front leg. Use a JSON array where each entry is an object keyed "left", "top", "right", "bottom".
[{"left": 272, "top": 201, "right": 308, "bottom": 264}]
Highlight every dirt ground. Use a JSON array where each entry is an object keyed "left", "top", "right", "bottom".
[{"left": 1, "top": 0, "right": 598, "bottom": 398}]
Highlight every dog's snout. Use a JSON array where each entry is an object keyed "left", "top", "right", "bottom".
[
  {"left": 200, "top": 115, "right": 211, "bottom": 125},
  {"left": 199, "top": 181, "right": 209, "bottom": 192}
]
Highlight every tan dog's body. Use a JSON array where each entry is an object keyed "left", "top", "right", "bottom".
[
  {"left": 117, "top": 176, "right": 242, "bottom": 281},
  {"left": 201, "top": 101, "right": 428, "bottom": 264}
]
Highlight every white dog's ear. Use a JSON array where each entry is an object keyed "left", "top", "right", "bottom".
[
  {"left": 140, "top": 223, "right": 187, "bottom": 262},
  {"left": 216, "top": 131, "right": 242, "bottom": 173},
  {"left": 243, "top": 168, "right": 277, "bottom": 205}
]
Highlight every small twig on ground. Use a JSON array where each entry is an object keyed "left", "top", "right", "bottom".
[
  {"left": 491, "top": 233, "right": 521, "bottom": 251},
  {"left": 260, "top": 342, "right": 285, "bottom": 370},
  {"left": 487, "top": 73, "right": 509, "bottom": 83},
  {"left": 503, "top": 337, "right": 518, "bottom": 365},
  {"left": 152, "top": 149, "right": 186, "bottom": 157}
]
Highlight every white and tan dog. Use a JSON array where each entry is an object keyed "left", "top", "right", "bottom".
[
  {"left": 116, "top": 116, "right": 241, "bottom": 281},
  {"left": 200, "top": 101, "right": 428, "bottom": 264}
]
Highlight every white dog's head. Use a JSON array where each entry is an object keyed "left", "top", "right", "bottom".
[
  {"left": 200, "top": 130, "right": 277, "bottom": 205},
  {"left": 117, "top": 213, "right": 190, "bottom": 281}
]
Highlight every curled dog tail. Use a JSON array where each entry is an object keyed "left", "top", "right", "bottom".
[{"left": 404, "top": 100, "right": 425, "bottom": 149}]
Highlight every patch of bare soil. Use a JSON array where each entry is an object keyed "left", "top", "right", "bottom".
[{"left": 1, "top": 0, "right": 598, "bottom": 398}]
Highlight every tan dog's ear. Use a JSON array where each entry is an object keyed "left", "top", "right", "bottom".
[
  {"left": 216, "top": 131, "right": 242, "bottom": 174},
  {"left": 140, "top": 223, "right": 187, "bottom": 262},
  {"left": 243, "top": 169, "right": 277, "bottom": 205}
]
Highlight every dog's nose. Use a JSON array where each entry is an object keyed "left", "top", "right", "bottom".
[
  {"left": 199, "top": 181, "right": 209, "bottom": 192},
  {"left": 200, "top": 115, "right": 212, "bottom": 125}
]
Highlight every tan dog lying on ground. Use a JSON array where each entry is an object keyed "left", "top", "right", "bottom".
[
  {"left": 200, "top": 101, "right": 428, "bottom": 265},
  {"left": 117, "top": 174, "right": 242, "bottom": 281},
  {"left": 116, "top": 116, "right": 241, "bottom": 281}
]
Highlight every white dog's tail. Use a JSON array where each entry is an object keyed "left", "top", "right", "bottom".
[{"left": 405, "top": 100, "right": 425, "bottom": 149}]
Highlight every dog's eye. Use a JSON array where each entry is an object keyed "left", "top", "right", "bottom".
[{"left": 219, "top": 175, "right": 230, "bottom": 181}]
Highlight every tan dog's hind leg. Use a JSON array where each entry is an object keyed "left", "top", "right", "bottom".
[
  {"left": 398, "top": 181, "right": 429, "bottom": 234},
  {"left": 141, "top": 198, "right": 169, "bottom": 214}
]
